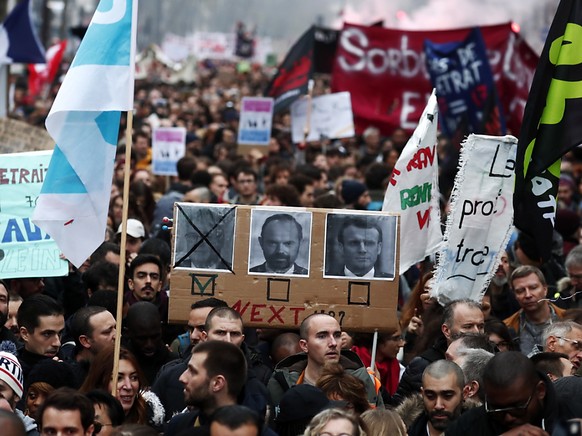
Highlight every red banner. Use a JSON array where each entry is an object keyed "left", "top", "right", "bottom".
[{"left": 331, "top": 22, "right": 538, "bottom": 136}]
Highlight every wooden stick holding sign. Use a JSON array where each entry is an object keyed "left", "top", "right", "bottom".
[{"left": 112, "top": 111, "right": 134, "bottom": 397}]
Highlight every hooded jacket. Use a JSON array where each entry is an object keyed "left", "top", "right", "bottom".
[{"left": 267, "top": 349, "right": 383, "bottom": 415}]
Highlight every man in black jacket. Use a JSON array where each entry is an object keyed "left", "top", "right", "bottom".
[
  {"left": 394, "top": 299, "right": 484, "bottom": 404},
  {"left": 408, "top": 360, "right": 466, "bottom": 436},
  {"left": 446, "top": 351, "right": 570, "bottom": 435}
]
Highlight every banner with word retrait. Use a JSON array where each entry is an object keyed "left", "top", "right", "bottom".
[
  {"left": 331, "top": 22, "right": 537, "bottom": 136},
  {"left": 152, "top": 127, "right": 186, "bottom": 176},
  {"left": 0, "top": 151, "right": 68, "bottom": 278},
  {"left": 432, "top": 134, "right": 517, "bottom": 305},
  {"left": 382, "top": 90, "right": 441, "bottom": 273},
  {"left": 424, "top": 28, "right": 506, "bottom": 138},
  {"left": 237, "top": 97, "right": 274, "bottom": 146}
]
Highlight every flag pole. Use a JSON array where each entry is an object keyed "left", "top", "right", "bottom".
[{"left": 112, "top": 110, "right": 134, "bottom": 396}]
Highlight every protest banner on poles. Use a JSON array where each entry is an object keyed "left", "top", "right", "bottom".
[
  {"left": 0, "top": 151, "right": 68, "bottom": 278},
  {"left": 432, "top": 134, "right": 517, "bottom": 305},
  {"left": 382, "top": 90, "right": 442, "bottom": 273},
  {"left": 237, "top": 97, "right": 274, "bottom": 146},
  {"left": 152, "top": 127, "right": 186, "bottom": 176},
  {"left": 290, "top": 92, "right": 355, "bottom": 143}
]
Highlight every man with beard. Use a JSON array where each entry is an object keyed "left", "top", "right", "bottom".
[
  {"left": 125, "top": 254, "right": 168, "bottom": 325},
  {"left": 152, "top": 298, "right": 228, "bottom": 421},
  {"left": 487, "top": 251, "right": 520, "bottom": 319},
  {"left": 446, "top": 351, "right": 573, "bottom": 435},
  {"left": 122, "top": 302, "right": 177, "bottom": 385},
  {"left": 408, "top": 360, "right": 466, "bottom": 436},
  {"left": 250, "top": 213, "right": 308, "bottom": 275},
  {"left": 0, "top": 281, "right": 17, "bottom": 349},
  {"left": 165, "top": 341, "right": 247, "bottom": 435},
  {"left": 562, "top": 245, "right": 582, "bottom": 308}
]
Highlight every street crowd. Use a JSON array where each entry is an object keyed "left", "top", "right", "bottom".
[{"left": 3, "top": 57, "right": 582, "bottom": 435}]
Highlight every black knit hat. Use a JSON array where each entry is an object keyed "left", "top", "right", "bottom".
[{"left": 25, "top": 359, "right": 77, "bottom": 395}]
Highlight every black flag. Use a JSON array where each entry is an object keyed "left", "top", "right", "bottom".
[
  {"left": 264, "top": 27, "right": 315, "bottom": 113},
  {"left": 514, "top": 0, "right": 582, "bottom": 262}
]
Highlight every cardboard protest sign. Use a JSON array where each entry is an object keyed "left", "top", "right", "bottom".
[
  {"left": 0, "top": 151, "right": 68, "bottom": 278},
  {"left": 290, "top": 92, "right": 355, "bottom": 143},
  {"left": 383, "top": 90, "right": 442, "bottom": 272},
  {"left": 0, "top": 118, "right": 54, "bottom": 153},
  {"left": 170, "top": 204, "right": 400, "bottom": 332},
  {"left": 432, "top": 134, "right": 517, "bottom": 305},
  {"left": 152, "top": 127, "right": 186, "bottom": 176},
  {"left": 237, "top": 97, "right": 274, "bottom": 146}
]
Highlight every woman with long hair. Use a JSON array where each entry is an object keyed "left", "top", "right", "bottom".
[
  {"left": 400, "top": 272, "right": 436, "bottom": 363},
  {"left": 80, "top": 347, "right": 164, "bottom": 430}
]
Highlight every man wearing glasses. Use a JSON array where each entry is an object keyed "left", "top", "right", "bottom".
[
  {"left": 446, "top": 351, "right": 568, "bottom": 435},
  {"left": 539, "top": 320, "right": 582, "bottom": 374}
]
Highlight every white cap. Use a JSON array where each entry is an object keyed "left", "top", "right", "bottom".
[{"left": 117, "top": 218, "right": 145, "bottom": 239}]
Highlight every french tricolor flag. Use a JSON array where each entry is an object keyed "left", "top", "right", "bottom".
[{"left": 0, "top": 0, "right": 45, "bottom": 64}]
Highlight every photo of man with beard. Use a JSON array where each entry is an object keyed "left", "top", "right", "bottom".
[{"left": 249, "top": 211, "right": 311, "bottom": 277}]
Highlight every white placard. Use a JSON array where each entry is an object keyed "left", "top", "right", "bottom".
[
  {"left": 152, "top": 127, "right": 186, "bottom": 176},
  {"left": 291, "top": 92, "right": 355, "bottom": 143},
  {"left": 237, "top": 97, "right": 274, "bottom": 146}
]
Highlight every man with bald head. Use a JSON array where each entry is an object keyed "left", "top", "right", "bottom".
[{"left": 267, "top": 313, "right": 382, "bottom": 416}]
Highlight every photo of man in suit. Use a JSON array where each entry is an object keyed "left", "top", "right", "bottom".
[
  {"left": 249, "top": 212, "right": 310, "bottom": 276},
  {"left": 325, "top": 214, "right": 396, "bottom": 279},
  {"left": 173, "top": 204, "right": 236, "bottom": 271}
]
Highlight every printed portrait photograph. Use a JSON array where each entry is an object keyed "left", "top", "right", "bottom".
[
  {"left": 173, "top": 203, "right": 236, "bottom": 272},
  {"left": 324, "top": 212, "right": 397, "bottom": 280},
  {"left": 248, "top": 209, "right": 312, "bottom": 277}
]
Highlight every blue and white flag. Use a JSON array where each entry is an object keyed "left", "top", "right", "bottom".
[
  {"left": 0, "top": 0, "right": 45, "bottom": 64},
  {"left": 32, "top": 0, "right": 137, "bottom": 268}
]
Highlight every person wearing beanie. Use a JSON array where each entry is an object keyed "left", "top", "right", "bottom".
[
  {"left": 24, "top": 359, "right": 77, "bottom": 419},
  {"left": 0, "top": 351, "right": 38, "bottom": 435},
  {"left": 274, "top": 385, "right": 337, "bottom": 436},
  {"left": 340, "top": 179, "right": 371, "bottom": 210}
]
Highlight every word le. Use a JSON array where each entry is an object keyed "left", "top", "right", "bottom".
[{"left": 232, "top": 300, "right": 306, "bottom": 325}]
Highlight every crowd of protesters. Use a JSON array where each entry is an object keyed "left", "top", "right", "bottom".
[{"left": 3, "top": 55, "right": 582, "bottom": 435}]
